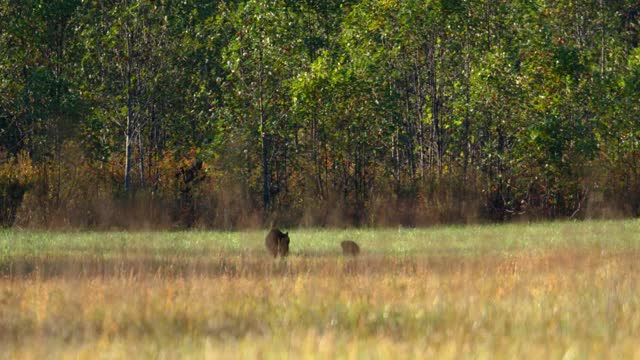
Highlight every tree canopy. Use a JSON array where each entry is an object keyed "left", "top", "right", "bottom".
[{"left": 1, "top": 0, "right": 640, "bottom": 228}]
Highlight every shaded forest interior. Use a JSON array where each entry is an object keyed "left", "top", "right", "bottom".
[{"left": 2, "top": 0, "right": 640, "bottom": 229}]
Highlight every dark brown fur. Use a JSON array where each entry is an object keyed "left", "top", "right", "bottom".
[
  {"left": 341, "top": 240, "right": 360, "bottom": 256},
  {"left": 265, "top": 229, "right": 290, "bottom": 258}
]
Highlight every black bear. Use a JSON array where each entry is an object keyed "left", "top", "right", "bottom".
[
  {"left": 341, "top": 240, "right": 360, "bottom": 256},
  {"left": 265, "top": 229, "right": 290, "bottom": 258}
]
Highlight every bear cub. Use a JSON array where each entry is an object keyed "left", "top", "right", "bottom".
[{"left": 341, "top": 240, "right": 360, "bottom": 256}]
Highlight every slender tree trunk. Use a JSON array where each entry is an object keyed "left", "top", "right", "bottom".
[
  {"left": 258, "top": 49, "right": 269, "bottom": 213},
  {"left": 462, "top": 30, "right": 471, "bottom": 182},
  {"left": 148, "top": 105, "right": 156, "bottom": 187},
  {"left": 392, "top": 131, "right": 400, "bottom": 190},
  {"left": 402, "top": 65, "right": 416, "bottom": 182},
  {"left": 412, "top": 49, "right": 426, "bottom": 181},
  {"left": 124, "top": 30, "right": 133, "bottom": 194},
  {"left": 426, "top": 37, "right": 442, "bottom": 176},
  {"left": 261, "top": 119, "right": 269, "bottom": 212},
  {"left": 599, "top": 0, "right": 605, "bottom": 76},
  {"left": 312, "top": 112, "right": 324, "bottom": 199},
  {"left": 138, "top": 128, "right": 144, "bottom": 186}
]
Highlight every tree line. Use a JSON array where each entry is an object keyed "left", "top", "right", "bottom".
[{"left": 1, "top": 0, "right": 640, "bottom": 229}]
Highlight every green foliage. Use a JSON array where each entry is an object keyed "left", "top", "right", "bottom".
[{"left": 1, "top": 0, "right": 640, "bottom": 227}]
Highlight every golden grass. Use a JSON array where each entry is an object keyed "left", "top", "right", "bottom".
[
  {"left": 3, "top": 220, "right": 640, "bottom": 358},
  {"left": 2, "top": 247, "right": 640, "bottom": 358}
]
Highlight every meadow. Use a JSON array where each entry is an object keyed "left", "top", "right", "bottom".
[{"left": 1, "top": 220, "right": 640, "bottom": 358}]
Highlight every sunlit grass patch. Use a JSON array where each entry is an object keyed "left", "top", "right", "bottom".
[{"left": 2, "top": 220, "right": 640, "bottom": 358}]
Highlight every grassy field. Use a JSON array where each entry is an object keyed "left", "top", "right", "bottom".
[{"left": 2, "top": 220, "right": 640, "bottom": 358}]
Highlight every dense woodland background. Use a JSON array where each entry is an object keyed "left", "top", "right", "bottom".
[{"left": 1, "top": 0, "right": 640, "bottom": 229}]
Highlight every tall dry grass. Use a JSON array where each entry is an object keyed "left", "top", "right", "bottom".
[{"left": 2, "top": 221, "right": 640, "bottom": 358}]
